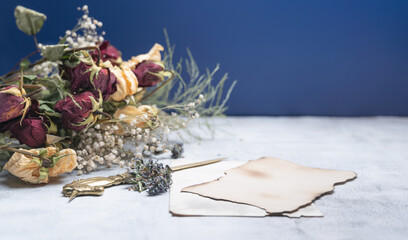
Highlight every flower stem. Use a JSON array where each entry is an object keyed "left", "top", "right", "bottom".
[
  {"left": 0, "top": 145, "right": 52, "bottom": 167},
  {"left": 94, "top": 110, "right": 112, "bottom": 120},
  {"left": 140, "top": 71, "right": 174, "bottom": 103},
  {"left": 33, "top": 35, "right": 40, "bottom": 51},
  {"left": 66, "top": 46, "right": 101, "bottom": 65},
  {"left": 0, "top": 45, "right": 100, "bottom": 82}
]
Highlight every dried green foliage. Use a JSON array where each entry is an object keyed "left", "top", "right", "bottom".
[
  {"left": 143, "top": 29, "right": 237, "bottom": 117},
  {"left": 0, "top": 133, "right": 11, "bottom": 172}
]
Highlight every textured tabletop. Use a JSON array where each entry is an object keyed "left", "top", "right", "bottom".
[{"left": 0, "top": 117, "right": 407, "bottom": 240}]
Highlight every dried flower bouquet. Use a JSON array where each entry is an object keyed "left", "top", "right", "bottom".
[{"left": 0, "top": 5, "right": 235, "bottom": 194}]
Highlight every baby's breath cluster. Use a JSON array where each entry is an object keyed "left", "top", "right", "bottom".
[
  {"left": 30, "top": 60, "right": 61, "bottom": 77},
  {"left": 159, "top": 94, "right": 204, "bottom": 130},
  {"left": 73, "top": 117, "right": 181, "bottom": 175},
  {"left": 73, "top": 124, "right": 125, "bottom": 174},
  {"left": 63, "top": 5, "right": 105, "bottom": 48},
  {"left": 184, "top": 94, "right": 204, "bottom": 120}
]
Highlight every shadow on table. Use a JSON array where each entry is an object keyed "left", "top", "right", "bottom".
[
  {"left": 0, "top": 171, "right": 69, "bottom": 189},
  {"left": 312, "top": 176, "right": 358, "bottom": 203}
]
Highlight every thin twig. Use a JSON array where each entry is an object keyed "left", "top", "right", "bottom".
[
  {"left": 24, "top": 87, "right": 43, "bottom": 98},
  {"left": 9, "top": 50, "right": 40, "bottom": 73},
  {"left": 0, "top": 58, "right": 47, "bottom": 82}
]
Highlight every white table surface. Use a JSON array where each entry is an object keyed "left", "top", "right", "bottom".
[{"left": 0, "top": 117, "right": 407, "bottom": 240}]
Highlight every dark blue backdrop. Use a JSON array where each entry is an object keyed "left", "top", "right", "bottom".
[{"left": 1, "top": 0, "right": 408, "bottom": 116}]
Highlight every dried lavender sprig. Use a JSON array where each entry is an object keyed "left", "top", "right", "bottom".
[
  {"left": 125, "top": 159, "right": 172, "bottom": 196},
  {"left": 171, "top": 143, "right": 184, "bottom": 159}
]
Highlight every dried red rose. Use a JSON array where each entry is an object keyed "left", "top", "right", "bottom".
[
  {"left": 54, "top": 91, "right": 101, "bottom": 131},
  {"left": 132, "top": 61, "right": 164, "bottom": 87},
  {"left": 91, "top": 41, "right": 121, "bottom": 65},
  {"left": 0, "top": 100, "right": 47, "bottom": 148},
  {"left": 0, "top": 85, "right": 27, "bottom": 123},
  {"left": 9, "top": 117, "right": 47, "bottom": 147},
  {"left": 62, "top": 61, "right": 117, "bottom": 100}
]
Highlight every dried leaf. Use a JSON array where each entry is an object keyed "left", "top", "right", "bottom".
[
  {"left": 14, "top": 6, "right": 46, "bottom": 36},
  {"left": 41, "top": 44, "right": 68, "bottom": 61},
  {"left": 46, "top": 134, "right": 66, "bottom": 145}
]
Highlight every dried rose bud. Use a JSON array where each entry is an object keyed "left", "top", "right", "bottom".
[
  {"left": 54, "top": 91, "right": 101, "bottom": 131},
  {"left": 132, "top": 61, "right": 164, "bottom": 87},
  {"left": 0, "top": 85, "right": 28, "bottom": 123},
  {"left": 62, "top": 62, "right": 117, "bottom": 100},
  {"left": 9, "top": 117, "right": 47, "bottom": 148},
  {"left": 109, "top": 65, "right": 139, "bottom": 101},
  {"left": 91, "top": 41, "right": 122, "bottom": 65},
  {"left": 3, "top": 147, "right": 78, "bottom": 184}
]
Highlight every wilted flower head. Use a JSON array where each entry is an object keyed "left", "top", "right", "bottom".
[
  {"left": 54, "top": 91, "right": 101, "bottom": 131},
  {"left": 0, "top": 100, "right": 47, "bottom": 148},
  {"left": 91, "top": 41, "right": 122, "bottom": 65},
  {"left": 113, "top": 105, "right": 158, "bottom": 128},
  {"left": 122, "top": 43, "right": 164, "bottom": 69},
  {"left": 62, "top": 61, "right": 117, "bottom": 100},
  {"left": 109, "top": 65, "right": 138, "bottom": 101},
  {"left": 48, "top": 148, "right": 78, "bottom": 177},
  {"left": 133, "top": 61, "right": 164, "bottom": 87},
  {"left": 3, "top": 147, "right": 78, "bottom": 184},
  {"left": 0, "top": 85, "right": 29, "bottom": 123},
  {"left": 9, "top": 117, "right": 47, "bottom": 148}
]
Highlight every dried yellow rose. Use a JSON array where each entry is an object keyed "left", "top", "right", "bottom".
[
  {"left": 3, "top": 147, "right": 78, "bottom": 184},
  {"left": 109, "top": 43, "right": 164, "bottom": 102},
  {"left": 109, "top": 65, "right": 139, "bottom": 101},
  {"left": 48, "top": 148, "right": 78, "bottom": 177},
  {"left": 113, "top": 105, "right": 158, "bottom": 128}
]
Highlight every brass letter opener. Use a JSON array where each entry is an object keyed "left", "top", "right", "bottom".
[{"left": 62, "top": 158, "right": 225, "bottom": 201}]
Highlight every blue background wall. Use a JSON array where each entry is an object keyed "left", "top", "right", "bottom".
[{"left": 1, "top": 0, "right": 407, "bottom": 116}]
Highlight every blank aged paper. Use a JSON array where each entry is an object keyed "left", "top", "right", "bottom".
[
  {"left": 181, "top": 157, "right": 356, "bottom": 214},
  {"left": 170, "top": 159, "right": 323, "bottom": 217}
]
